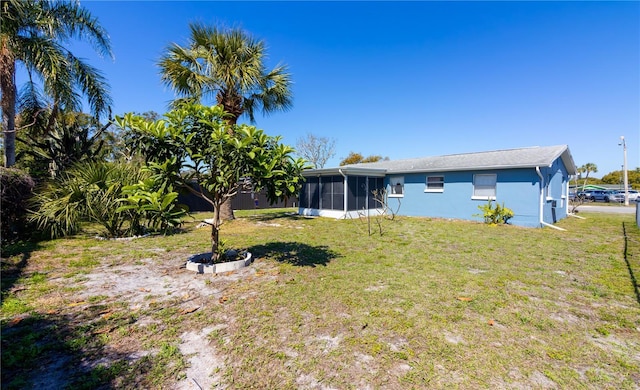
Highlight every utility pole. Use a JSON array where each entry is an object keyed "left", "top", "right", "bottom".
[{"left": 620, "top": 136, "right": 629, "bottom": 206}]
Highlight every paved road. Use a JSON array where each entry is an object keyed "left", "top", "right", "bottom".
[{"left": 577, "top": 204, "right": 638, "bottom": 214}]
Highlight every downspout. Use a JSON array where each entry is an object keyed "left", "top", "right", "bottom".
[
  {"left": 565, "top": 179, "right": 570, "bottom": 215},
  {"left": 536, "top": 166, "right": 566, "bottom": 231},
  {"left": 338, "top": 169, "right": 348, "bottom": 219}
]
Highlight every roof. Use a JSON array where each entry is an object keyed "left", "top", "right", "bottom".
[{"left": 304, "top": 145, "right": 577, "bottom": 176}]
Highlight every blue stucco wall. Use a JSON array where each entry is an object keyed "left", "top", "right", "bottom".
[
  {"left": 386, "top": 168, "right": 543, "bottom": 227},
  {"left": 538, "top": 158, "right": 570, "bottom": 224},
  {"left": 299, "top": 156, "right": 573, "bottom": 228}
]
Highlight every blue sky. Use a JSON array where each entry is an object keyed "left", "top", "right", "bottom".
[{"left": 38, "top": 1, "right": 640, "bottom": 177}]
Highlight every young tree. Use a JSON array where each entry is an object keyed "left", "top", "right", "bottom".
[
  {"left": 158, "top": 24, "right": 293, "bottom": 220},
  {"left": 1, "top": 0, "right": 113, "bottom": 167},
  {"left": 296, "top": 133, "right": 336, "bottom": 168},
  {"left": 115, "top": 103, "right": 308, "bottom": 261}
]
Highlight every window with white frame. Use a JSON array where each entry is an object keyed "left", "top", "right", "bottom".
[
  {"left": 425, "top": 175, "right": 444, "bottom": 192},
  {"left": 389, "top": 176, "right": 404, "bottom": 197},
  {"left": 472, "top": 174, "right": 496, "bottom": 199}
]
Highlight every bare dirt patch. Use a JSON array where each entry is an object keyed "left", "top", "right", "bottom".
[{"left": 3, "top": 239, "right": 279, "bottom": 389}]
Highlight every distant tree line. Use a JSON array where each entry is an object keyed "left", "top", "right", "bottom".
[{"left": 574, "top": 163, "right": 639, "bottom": 189}]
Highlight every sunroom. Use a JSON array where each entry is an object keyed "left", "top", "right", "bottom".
[{"left": 298, "top": 167, "right": 386, "bottom": 219}]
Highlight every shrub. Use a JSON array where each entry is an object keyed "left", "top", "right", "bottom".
[
  {"left": 1, "top": 168, "right": 35, "bottom": 244},
  {"left": 117, "top": 177, "right": 188, "bottom": 234},
  {"left": 475, "top": 200, "right": 514, "bottom": 225},
  {"left": 31, "top": 162, "right": 182, "bottom": 237}
]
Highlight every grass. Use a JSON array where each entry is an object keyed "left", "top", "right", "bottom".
[{"left": 1, "top": 208, "right": 639, "bottom": 389}]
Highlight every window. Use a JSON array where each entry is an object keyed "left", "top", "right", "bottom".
[
  {"left": 389, "top": 176, "right": 404, "bottom": 197},
  {"left": 473, "top": 174, "right": 496, "bottom": 199},
  {"left": 425, "top": 175, "right": 444, "bottom": 192}
]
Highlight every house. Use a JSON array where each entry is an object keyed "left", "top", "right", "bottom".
[{"left": 298, "top": 145, "right": 577, "bottom": 228}]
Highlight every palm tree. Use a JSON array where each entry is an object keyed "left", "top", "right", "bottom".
[
  {"left": 1, "top": 0, "right": 113, "bottom": 167},
  {"left": 158, "top": 23, "right": 293, "bottom": 126},
  {"left": 158, "top": 23, "right": 293, "bottom": 219},
  {"left": 579, "top": 163, "right": 598, "bottom": 189}
]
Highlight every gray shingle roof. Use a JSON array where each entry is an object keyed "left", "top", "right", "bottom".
[{"left": 340, "top": 145, "right": 576, "bottom": 174}]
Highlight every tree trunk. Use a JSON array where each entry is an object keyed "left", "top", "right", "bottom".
[
  {"left": 211, "top": 202, "right": 221, "bottom": 262},
  {"left": 219, "top": 197, "right": 235, "bottom": 221},
  {"left": 1, "top": 45, "right": 16, "bottom": 167}
]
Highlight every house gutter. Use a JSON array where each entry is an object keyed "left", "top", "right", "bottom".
[{"left": 536, "top": 166, "right": 566, "bottom": 231}]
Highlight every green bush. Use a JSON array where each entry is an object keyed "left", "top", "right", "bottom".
[
  {"left": 475, "top": 200, "right": 514, "bottom": 225},
  {"left": 117, "top": 177, "right": 188, "bottom": 234},
  {"left": 1, "top": 167, "right": 35, "bottom": 244},
  {"left": 30, "top": 162, "right": 183, "bottom": 237}
]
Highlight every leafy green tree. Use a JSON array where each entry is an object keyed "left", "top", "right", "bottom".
[
  {"left": 339, "top": 152, "right": 388, "bottom": 166},
  {"left": 601, "top": 168, "right": 640, "bottom": 189},
  {"left": 1, "top": 0, "right": 113, "bottom": 167},
  {"left": 99, "top": 111, "right": 161, "bottom": 163},
  {"left": 115, "top": 103, "right": 308, "bottom": 261},
  {"left": 158, "top": 24, "right": 292, "bottom": 220}
]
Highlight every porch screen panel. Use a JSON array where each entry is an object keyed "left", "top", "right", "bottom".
[
  {"left": 368, "top": 177, "right": 384, "bottom": 208},
  {"left": 320, "top": 176, "right": 333, "bottom": 209},
  {"left": 299, "top": 180, "right": 309, "bottom": 208},
  {"left": 357, "top": 176, "right": 368, "bottom": 210},
  {"left": 332, "top": 176, "right": 344, "bottom": 210},
  {"left": 347, "top": 176, "right": 358, "bottom": 211},
  {"left": 347, "top": 176, "right": 374, "bottom": 210},
  {"left": 302, "top": 177, "right": 319, "bottom": 209}
]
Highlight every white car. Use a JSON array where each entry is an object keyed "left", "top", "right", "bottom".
[{"left": 607, "top": 190, "right": 639, "bottom": 202}]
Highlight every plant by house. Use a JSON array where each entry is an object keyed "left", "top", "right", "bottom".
[
  {"left": 115, "top": 102, "right": 308, "bottom": 262},
  {"left": 475, "top": 200, "right": 514, "bottom": 225}
]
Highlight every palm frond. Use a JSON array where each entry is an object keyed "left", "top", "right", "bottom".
[
  {"left": 69, "top": 55, "right": 112, "bottom": 118},
  {"left": 158, "top": 23, "right": 293, "bottom": 123}
]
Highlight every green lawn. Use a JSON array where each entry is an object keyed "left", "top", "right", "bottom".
[{"left": 2, "top": 209, "right": 639, "bottom": 389}]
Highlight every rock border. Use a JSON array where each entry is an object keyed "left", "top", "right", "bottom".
[{"left": 185, "top": 252, "right": 253, "bottom": 274}]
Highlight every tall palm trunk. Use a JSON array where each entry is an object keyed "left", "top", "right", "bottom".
[{"left": 0, "top": 43, "right": 16, "bottom": 167}]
